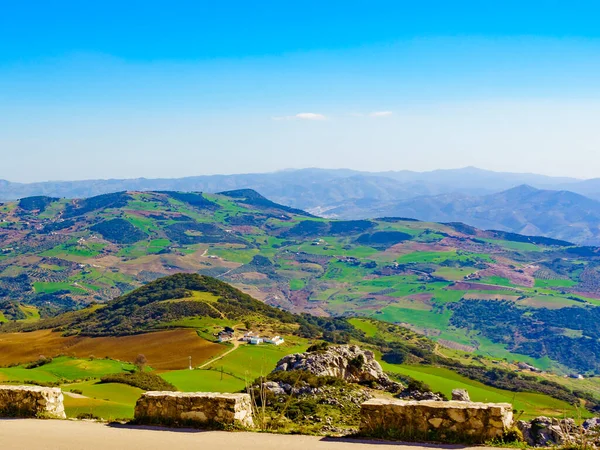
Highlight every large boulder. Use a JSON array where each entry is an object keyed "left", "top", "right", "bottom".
[
  {"left": 274, "top": 345, "right": 402, "bottom": 392},
  {"left": 452, "top": 389, "right": 471, "bottom": 402},
  {"left": 517, "top": 416, "right": 577, "bottom": 447}
]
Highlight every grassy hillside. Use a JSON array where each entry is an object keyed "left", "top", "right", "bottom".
[{"left": 2, "top": 190, "right": 600, "bottom": 374}]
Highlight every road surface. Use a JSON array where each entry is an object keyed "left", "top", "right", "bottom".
[{"left": 0, "top": 419, "right": 487, "bottom": 450}]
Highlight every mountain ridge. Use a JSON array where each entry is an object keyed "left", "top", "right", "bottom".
[{"left": 2, "top": 168, "right": 600, "bottom": 244}]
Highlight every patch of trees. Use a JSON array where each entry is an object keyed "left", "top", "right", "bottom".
[
  {"left": 90, "top": 218, "right": 147, "bottom": 244},
  {"left": 442, "top": 222, "right": 479, "bottom": 236},
  {"left": 566, "top": 246, "right": 600, "bottom": 257},
  {"left": 248, "top": 255, "right": 273, "bottom": 268},
  {"left": 284, "top": 219, "right": 375, "bottom": 239},
  {"left": 329, "top": 220, "right": 375, "bottom": 236},
  {"left": 377, "top": 217, "right": 421, "bottom": 223},
  {"left": 100, "top": 371, "right": 175, "bottom": 391},
  {"left": 488, "top": 230, "right": 573, "bottom": 247},
  {"left": 0, "top": 274, "right": 32, "bottom": 294},
  {"left": 42, "top": 219, "right": 77, "bottom": 233},
  {"left": 452, "top": 366, "right": 599, "bottom": 411},
  {"left": 356, "top": 231, "right": 412, "bottom": 250},
  {"left": 18, "top": 196, "right": 59, "bottom": 213},
  {"left": 63, "top": 192, "right": 131, "bottom": 218},
  {"left": 449, "top": 299, "right": 600, "bottom": 373},
  {"left": 165, "top": 222, "right": 243, "bottom": 245},
  {"left": 283, "top": 220, "right": 330, "bottom": 238},
  {"left": 0, "top": 300, "right": 26, "bottom": 320},
  {"left": 225, "top": 214, "right": 267, "bottom": 227},
  {"left": 28, "top": 290, "right": 77, "bottom": 311}
]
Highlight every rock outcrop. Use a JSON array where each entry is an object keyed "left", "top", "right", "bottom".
[
  {"left": 0, "top": 385, "right": 66, "bottom": 419},
  {"left": 360, "top": 398, "right": 513, "bottom": 444},
  {"left": 452, "top": 389, "right": 471, "bottom": 402},
  {"left": 274, "top": 345, "right": 402, "bottom": 392},
  {"left": 134, "top": 392, "right": 253, "bottom": 429}
]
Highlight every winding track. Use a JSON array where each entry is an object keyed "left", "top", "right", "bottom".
[{"left": 0, "top": 419, "right": 489, "bottom": 450}]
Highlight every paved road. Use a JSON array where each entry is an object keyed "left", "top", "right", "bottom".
[{"left": 0, "top": 419, "right": 484, "bottom": 450}]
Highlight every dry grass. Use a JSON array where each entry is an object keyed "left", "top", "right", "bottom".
[{"left": 0, "top": 329, "right": 224, "bottom": 370}]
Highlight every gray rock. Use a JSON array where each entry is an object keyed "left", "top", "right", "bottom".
[
  {"left": 273, "top": 345, "right": 403, "bottom": 392},
  {"left": 517, "top": 416, "right": 577, "bottom": 447},
  {"left": 451, "top": 389, "right": 471, "bottom": 402},
  {"left": 263, "top": 381, "right": 286, "bottom": 395},
  {"left": 584, "top": 417, "right": 600, "bottom": 430}
]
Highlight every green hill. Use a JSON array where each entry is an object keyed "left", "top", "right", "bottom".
[{"left": 2, "top": 190, "right": 600, "bottom": 373}]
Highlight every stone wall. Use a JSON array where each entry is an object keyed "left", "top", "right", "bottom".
[
  {"left": 134, "top": 392, "right": 254, "bottom": 429},
  {"left": 0, "top": 385, "right": 66, "bottom": 419},
  {"left": 360, "top": 398, "right": 513, "bottom": 444}
]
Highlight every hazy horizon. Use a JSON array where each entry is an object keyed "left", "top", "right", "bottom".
[{"left": 0, "top": 164, "right": 591, "bottom": 185}]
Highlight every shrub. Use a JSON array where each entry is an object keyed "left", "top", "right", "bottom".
[
  {"left": 99, "top": 372, "right": 176, "bottom": 391},
  {"left": 306, "top": 342, "right": 329, "bottom": 353},
  {"left": 25, "top": 356, "right": 53, "bottom": 369}
]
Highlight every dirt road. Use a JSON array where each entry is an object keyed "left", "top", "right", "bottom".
[
  {"left": 0, "top": 419, "right": 482, "bottom": 450},
  {"left": 198, "top": 339, "right": 242, "bottom": 369}
]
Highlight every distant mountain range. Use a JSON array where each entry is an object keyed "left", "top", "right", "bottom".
[{"left": 2, "top": 167, "right": 600, "bottom": 244}]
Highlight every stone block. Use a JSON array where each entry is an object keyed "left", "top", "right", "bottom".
[
  {"left": 0, "top": 385, "right": 66, "bottom": 419},
  {"left": 360, "top": 398, "right": 513, "bottom": 444},
  {"left": 134, "top": 392, "right": 254, "bottom": 429}
]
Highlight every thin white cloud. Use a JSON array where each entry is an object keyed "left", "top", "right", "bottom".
[
  {"left": 296, "top": 112, "right": 326, "bottom": 120},
  {"left": 272, "top": 112, "right": 327, "bottom": 121},
  {"left": 370, "top": 111, "right": 393, "bottom": 117}
]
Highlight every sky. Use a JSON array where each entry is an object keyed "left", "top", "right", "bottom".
[{"left": 1, "top": 1, "right": 600, "bottom": 182}]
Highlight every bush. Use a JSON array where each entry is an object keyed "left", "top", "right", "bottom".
[
  {"left": 266, "top": 370, "right": 345, "bottom": 389},
  {"left": 100, "top": 371, "right": 176, "bottom": 391},
  {"left": 25, "top": 356, "right": 53, "bottom": 369},
  {"left": 306, "top": 342, "right": 329, "bottom": 353}
]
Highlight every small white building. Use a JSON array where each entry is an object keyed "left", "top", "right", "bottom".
[
  {"left": 241, "top": 331, "right": 255, "bottom": 342},
  {"left": 265, "top": 336, "right": 285, "bottom": 346},
  {"left": 217, "top": 332, "right": 234, "bottom": 343},
  {"left": 249, "top": 337, "right": 264, "bottom": 345}
]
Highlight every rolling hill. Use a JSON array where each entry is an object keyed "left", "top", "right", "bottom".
[{"left": 2, "top": 189, "right": 600, "bottom": 373}]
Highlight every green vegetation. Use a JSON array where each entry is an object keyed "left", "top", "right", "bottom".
[
  {"left": 100, "top": 371, "right": 176, "bottom": 391},
  {"left": 161, "top": 368, "right": 245, "bottom": 392}
]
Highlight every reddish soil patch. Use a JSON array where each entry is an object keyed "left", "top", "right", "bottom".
[
  {"left": 406, "top": 293, "right": 434, "bottom": 302},
  {"left": 0, "top": 329, "right": 224, "bottom": 370},
  {"left": 448, "top": 282, "right": 516, "bottom": 291},
  {"left": 478, "top": 263, "right": 537, "bottom": 287},
  {"left": 438, "top": 339, "right": 477, "bottom": 353}
]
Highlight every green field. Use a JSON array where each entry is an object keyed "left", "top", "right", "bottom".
[
  {"left": 33, "top": 282, "right": 87, "bottom": 295},
  {"left": 382, "top": 363, "right": 591, "bottom": 420},
  {"left": 62, "top": 381, "right": 143, "bottom": 420},
  {"left": 0, "top": 357, "right": 135, "bottom": 383},
  {"left": 161, "top": 368, "right": 245, "bottom": 392},
  {"left": 204, "top": 340, "right": 309, "bottom": 381}
]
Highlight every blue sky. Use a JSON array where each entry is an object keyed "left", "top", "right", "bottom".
[{"left": 2, "top": 1, "right": 600, "bottom": 181}]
